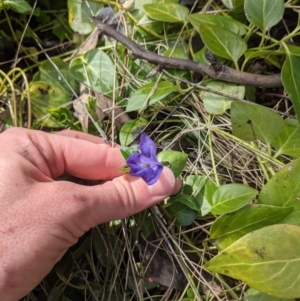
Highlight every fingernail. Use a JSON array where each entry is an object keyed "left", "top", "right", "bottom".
[
  {"left": 172, "top": 178, "right": 182, "bottom": 195},
  {"left": 149, "top": 167, "right": 176, "bottom": 199}
]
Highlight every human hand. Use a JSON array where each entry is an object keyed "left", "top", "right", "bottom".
[{"left": 0, "top": 128, "right": 181, "bottom": 301}]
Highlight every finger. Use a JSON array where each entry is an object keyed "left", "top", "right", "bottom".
[
  {"left": 56, "top": 130, "right": 108, "bottom": 145},
  {"left": 50, "top": 168, "right": 182, "bottom": 235},
  {"left": 5, "top": 128, "right": 126, "bottom": 180},
  {"left": 56, "top": 130, "right": 120, "bottom": 148}
]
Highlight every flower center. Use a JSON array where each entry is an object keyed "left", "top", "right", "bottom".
[{"left": 141, "top": 163, "right": 151, "bottom": 168}]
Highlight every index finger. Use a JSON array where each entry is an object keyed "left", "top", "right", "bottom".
[{"left": 5, "top": 128, "right": 126, "bottom": 180}]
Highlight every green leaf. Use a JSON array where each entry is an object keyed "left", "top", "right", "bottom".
[
  {"left": 198, "top": 23, "right": 247, "bottom": 65},
  {"left": 229, "top": 4, "right": 247, "bottom": 23},
  {"left": 244, "top": 288, "right": 294, "bottom": 301},
  {"left": 282, "top": 46, "right": 300, "bottom": 122},
  {"left": 244, "top": 49, "right": 281, "bottom": 69},
  {"left": 163, "top": 48, "right": 189, "bottom": 77},
  {"left": 176, "top": 207, "right": 197, "bottom": 226},
  {"left": 120, "top": 147, "right": 139, "bottom": 160},
  {"left": 272, "top": 119, "right": 300, "bottom": 158},
  {"left": 204, "top": 224, "right": 300, "bottom": 299},
  {"left": 0, "top": 0, "right": 32, "bottom": 13},
  {"left": 258, "top": 157, "right": 300, "bottom": 226},
  {"left": 49, "top": 107, "right": 74, "bottom": 127},
  {"left": 163, "top": 48, "right": 188, "bottom": 60},
  {"left": 29, "top": 81, "right": 71, "bottom": 127},
  {"left": 202, "top": 82, "right": 245, "bottom": 115},
  {"left": 168, "top": 201, "right": 197, "bottom": 226},
  {"left": 211, "top": 183, "right": 258, "bottom": 215},
  {"left": 70, "top": 49, "right": 119, "bottom": 98},
  {"left": 119, "top": 119, "right": 148, "bottom": 147},
  {"left": 68, "top": 0, "right": 103, "bottom": 34},
  {"left": 221, "top": 0, "right": 244, "bottom": 9},
  {"left": 188, "top": 14, "right": 246, "bottom": 36},
  {"left": 244, "top": 0, "right": 284, "bottom": 32},
  {"left": 157, "top": 150, "right": 188, "bottom": 177},
  {"left": 134, "top": 14, "right": 164, "bottom": 37},
  {"left": 33, "top": 58, "right": 78, "bottom": 96},
  {"left": 170, "top": 193, "right": 201, "bottom": 212},
  {"left": 210, "top": 204, "right": 293, "bottom": 250},
  {"left": 126, "top": 81, "right": 176, "bottom": 112},
  {"left": 143, "top": 3, "right": 189, "bottom": 23},
  {"left": 184, "top": 175, "right": 216, "bottom": 216},
  {"left": 231, "top": 101, "right": 285, "bottom": 145}
]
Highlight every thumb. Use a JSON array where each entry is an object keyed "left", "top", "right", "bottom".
[
  {"left": 86, "top": 167, "right": 181, "bottom": 227},
  {"left": 54, "top": 167, "right": 181, "bottom": 232}
]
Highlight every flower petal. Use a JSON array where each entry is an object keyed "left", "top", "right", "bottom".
[
  {"left": 130, "top": 163, "right": 163, "bottom": 185},
  {"left": 139, "top": 134, "right": 157, "bottom": 159},
  {"left": 126, "top": 152, "right": 163, "bottom": 185},
  {"left": 126, "top": 134, "right": 163, "bottom": 185}
]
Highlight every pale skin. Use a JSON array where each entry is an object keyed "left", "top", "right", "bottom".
[{"left": 0, "top": 128, "right": 181, "bottom": 301}]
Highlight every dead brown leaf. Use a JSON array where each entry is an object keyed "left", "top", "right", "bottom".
[
  {"left": 72, "top": 94, "right": 89, "bottom": 132},
  {"left": 95, "top": 92, "right": 130, "bottom": 129},
  {"left": 137, "top": 238, "right": 187, "bottom": 290}
]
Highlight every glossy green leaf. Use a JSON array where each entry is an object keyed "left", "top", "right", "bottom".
[
  {"left": 272, "top": 119, "right": 300, "bottom": 158},
  {"left": 163, "top": 48, "right": 189, "bottom": 77},
  {"left": 282, "top": 46, "right": 300, "bottom": 122},
  {"left": 30, "top": 82, "right": 71, "bottom": 127},
  {"left": 198, "top": 23, "right": 247, "bottom": 64},
  {"left": 176, "top": 207, "right": 197, "bottom": 226},
  {"left": 119, "top": 119, "right": 148, "bottom": 147},
  {"left": 231, "top": 101, "right": 285, "bottom": 144},
  {"left": 244, "top": 288, "right": 294, "bottom": 301},
  {"left": 70, "top": 49, "right": 118, "bottom": 98},
  {"left": 49, "top": 107, "right": 75, "bottom": 127},
  {"left": 33, "top": 57, "right": 78, "bottom": 96},
  {"left": 258, "top": 157, "right": 300, "bottom": 226},
  {"left": 168, "top": 201, "right": 197, "bottom": 226},
  {"left": 193, "top": 47, "right": 210, "bottom": 65},
  {"left": 143, "top": 3, "right": 189, "bottom": 23},
  {"left": 205, "top": 224, "right": 300, "bottom": 299},
  {"left": 244, "top": 0, "right": 284, "bottom": 32},
  {"left": 170, "top": 193, "right": 201, "bottom": 212},
  {"left": 202, "top": 81, "right": 245, "bottom": 115},
  {"left": 244, "top": 49, "right": 281, "bottom": 69},
  {"left": 184, "top": 175, "right": 216, "bottom": 216},
  {"left": 130, "top": 0, "right": 171, "bottom": 37},
  {"left": 210, "top": 204, "right": 293, "bottom": 250},
  {"left": 163, "top": 48, "right": 188, "bottom": 60},
  {"left": 120, "top": 147, "right": 138, "bottom": 160},
  {"left": 211, "top": 183, "right": 258, "bottom": 215},
  {"left": 68, "top": 0, "right": 103, "bottom": 34},
  {"left": 0, "top": 0, "right": 32, "bottom": 13},
  {"left": 126, "top": 81, "right": 176, "bottom": 112},
  {"left": 188, "top": 14, "right": 246, "bottom": 36},
  {"left": 184, "top": 175, "right": 207, "bottom": 196},
  {"left": 157, "top": 150, "right": 188, "bottom": 177},
  {"left": 134, "top": 14, "right": 164, "bottom": 37},
  {"left": 221, "top": 0, "right": 244, "bottom": 9}
]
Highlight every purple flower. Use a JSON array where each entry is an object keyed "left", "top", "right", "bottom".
[{"left": 126, "top": 134, "right": 163, "bottom": 185}]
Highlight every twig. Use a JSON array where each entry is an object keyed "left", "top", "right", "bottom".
[
  {"left": 92, "top": 18, "right": 282, "bottom": 88},
  {"left": 162, "top": 69, "right": 245, "bottom": 101},
  {"left": 162, "top": 70, "right": 294, "bottom": 118}
]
